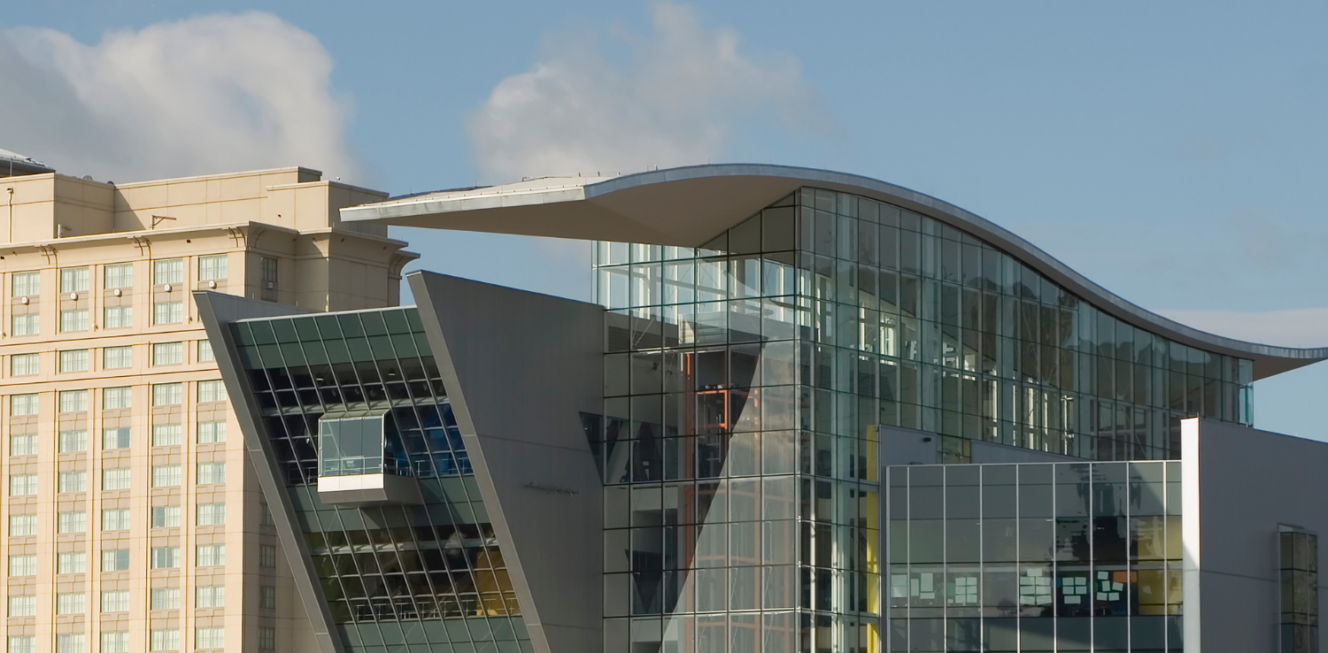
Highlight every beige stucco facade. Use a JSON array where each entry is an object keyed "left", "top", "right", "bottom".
[{"left": 0, "top": 167, "right": 415, "bottom": 653}]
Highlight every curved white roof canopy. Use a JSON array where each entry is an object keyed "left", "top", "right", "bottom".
[{"left": 340, "top": 163, "right": 1328, "bottom": 380}]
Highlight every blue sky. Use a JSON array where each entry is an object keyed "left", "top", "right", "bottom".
[{"left": 3, "top": 0, "right": 1326, "bottom": 437}]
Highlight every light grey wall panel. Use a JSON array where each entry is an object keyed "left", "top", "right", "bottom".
[
  {"left": 1184, "top": 418, "right": 1328, "bottom": 653},
  {"left": 408, "top": 272, "right": 604, "bottom": 653}
]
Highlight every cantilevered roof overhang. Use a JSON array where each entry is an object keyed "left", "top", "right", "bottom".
[{"left": 340, "top": 163, "right": 1328, "bottom": 380}]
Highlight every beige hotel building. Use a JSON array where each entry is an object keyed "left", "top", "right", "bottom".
[{"left": 0, "top": 150, "right": 415, "bottom": 653}]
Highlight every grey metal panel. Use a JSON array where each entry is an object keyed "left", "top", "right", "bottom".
[
  {"left": 408, "top": 271, "right": 604, "bottom": 653},
  {"left": 193, "top": 291, "right": 346, "bottom": 653},
  {"left": 342, "top": 163, "right": 1327, "bottom": 379},
  {"left": 1184, "top": 418, "right": 1328, "bottom": 653},
  {"left": 879, "top": 426, "right": 941, "bottom": 466}
]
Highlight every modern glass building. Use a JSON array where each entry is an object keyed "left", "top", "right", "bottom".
[{"left": 201, "top": 164, "right": 1328, "bottom": 653}]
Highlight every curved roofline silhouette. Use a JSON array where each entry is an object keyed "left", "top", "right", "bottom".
[{"left": 341, "top": 163, "right": 1328, "bottom": 380}]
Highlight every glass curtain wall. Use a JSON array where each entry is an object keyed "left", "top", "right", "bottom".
[
  {"left": 229, "top": 308, "right": 530, "bottom": 653},
  {"left": 593, "top": 187, "right": 1250, "bottom": 653},
  {"left": 886, "top": 461, "right": 1183, "bottom": 652}
]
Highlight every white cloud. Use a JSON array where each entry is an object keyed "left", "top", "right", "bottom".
[
  {"left": 1158, "top": 308, "right": 1328, "bottom": 348},
  {"left": 0, "top": 12, "right": 355, "bottom": 183},
  {"left": 467, "top": 1, "right": 823, "bottom": 182}
]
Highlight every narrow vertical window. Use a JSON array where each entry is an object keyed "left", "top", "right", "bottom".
[
  {"left": 1281, "top": 527, "right": 1319, "bottom": 653},
  {"left": 261, "top": 256, "right": 278, "bottom": 301}
]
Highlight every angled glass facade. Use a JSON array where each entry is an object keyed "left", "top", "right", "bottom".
[
  {"left": 592, "top": 187, "right": 1252, "bottom": 653},
  {"left": 886, "top": 461, "right": 1183, "bottom": 652},
  {"left": 228, "top": 308, "right": 530, "bottom": 653}
]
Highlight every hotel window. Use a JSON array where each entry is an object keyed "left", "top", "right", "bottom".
[
  {"left": 197, "top": 462, "right": 226, "bottom": 485},
  {"left": 55, "top": 634, "right": 84, "bottom": 653},
  {"left": 58, "top": 470, "right": 86, "bottom": 492},
  {"left": 101, "top": 549, "right": 129, "bottom": 572},
  {"left": 9, "top": 514, "right": 36, "bottom": 536},
  {"left": 197, "top": 380, "right": 226, "bottom": 402},
  {"left": 103, "top": 345, "right": 132, "bottom": 369},
  {"left": 150, "top": 588, "right": 179, "bottom": 610},
  {"left": 150, "top": 547, "right": 179, "bottom": 569},
  {"left": 10, "top": 313, "right": 38, "bottom": 336},
  {"left": 197, "top": 339, "right": 214, "bottom": 362},
  {"left": 198, "top": 255, "right": 228, "bottom": 281},
  {"left": 154, "top": 259, "right": 183, "bottom": 285},
  {"left": 152, "top": 342, "right": 182, "bottom": 366},
  {"left": 195, "top": 586, "right": 225, "bottom": 608},
  {"left": 197, "top": 503, "right": 225, "bottom": 526},
  {"left": 152, "top": 424, "right": 182, "bottom": 447},
  {"left": 260, "top": 257, "right": 278, "bottom": 300},
  {"left": 7, "top": 637, "right": 33, "bottom": 653},
  {"left": 152, "top": 383, "right": 182, "bottom": 406},
  {"left": 261, "top": 256, "right": 278, "bottom": 289},
  {"left": 103, "top": 386, "right": 131, "bottom": 409},
  {"left": 151, "top": 465, "right": 181, "bottom": 487},
  {"left": 58, "top": 430, "right": 87, "bottom": 453},
  {"left": 103, "top": 468, "right": 130, "bottom": 490},
  {"left": 56, "top": 592, "right": 85, "bottom": 615},
  {"left": 259, "top": 544, "right": 276, "bottom": 568},
  {"left": 60, "top": 308, "right": 89, "bottom": 332},
  {"left": 149, "top": 629, "right": 179, "bottom": 652},
  {"left": 259, "top": 586, "right": 276, "bottom": 609},
  {"left": 60, "top": 267, "right": 89, "bottom": 293},
  {"left": 9, "top": 353, "right": 37, "bottom": 376},
  {"left": 9, "top": 474, "right": 36, "bottom": 496},
  {"left": 56, "top": 552, "right": 85, "bottom": 574},
  {"left": 7, "top": 595, "right": 34, "bottom": 617},
  {"left": 151, "top": 506, "right": 181, "bottom": 528},
  {"left": 7, "top": 555, "right": 34, "bottom": 577},
  {"left": 196, "top": 544, "right": 225, "bottom": 567},
  {"left": 100, "top": 632, "right": 128, "bottom": 653},
  {"left": 57, "top": 511, "right": 86, "bottom": 533},
  {"left": 197, "top": 421, "right": 226, "bottom": 444},
  {"left": 104, "top": 262, "right": 133, "bottom": 289},
  {"left": 195, "top": 628, "right": 224, "bottom": 650},
  {"left": 11, "top": 271, "right": 38, "bottom": 297},
  {"left": 259, "top": 503, "right": 274, "bottom": 527},
  {"left": 58, "top": 389, "right": 88, "bottom": 413},
  {"left": 8, "top": 435, "right": 35, "bottom": 456},
  {"left": 102, "top": 428, "right": 131, "bottom": 450},
  {"left": 101, "top": 591, "right": 130, "bottom": 613},
  {"left": 153, "top": 301, "right": 183, "bottom": 325},
  {"left": 104, "top": 305, "right": 132, "bottom": 329},
  {"left": 101, "top": 508, "right": 130, "bottom": 531},
  {"left": 258, "top": 628, "right": 275, "bottom": 651},
  {"left": 1281, "top": 527, "right": 1319, "bottom": 653},
  {"left": 9, "top": 394, "right": 37, "bottom": 416},
  {"left": 58, "top": 349, "right": 88, "bottom": 373}
]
